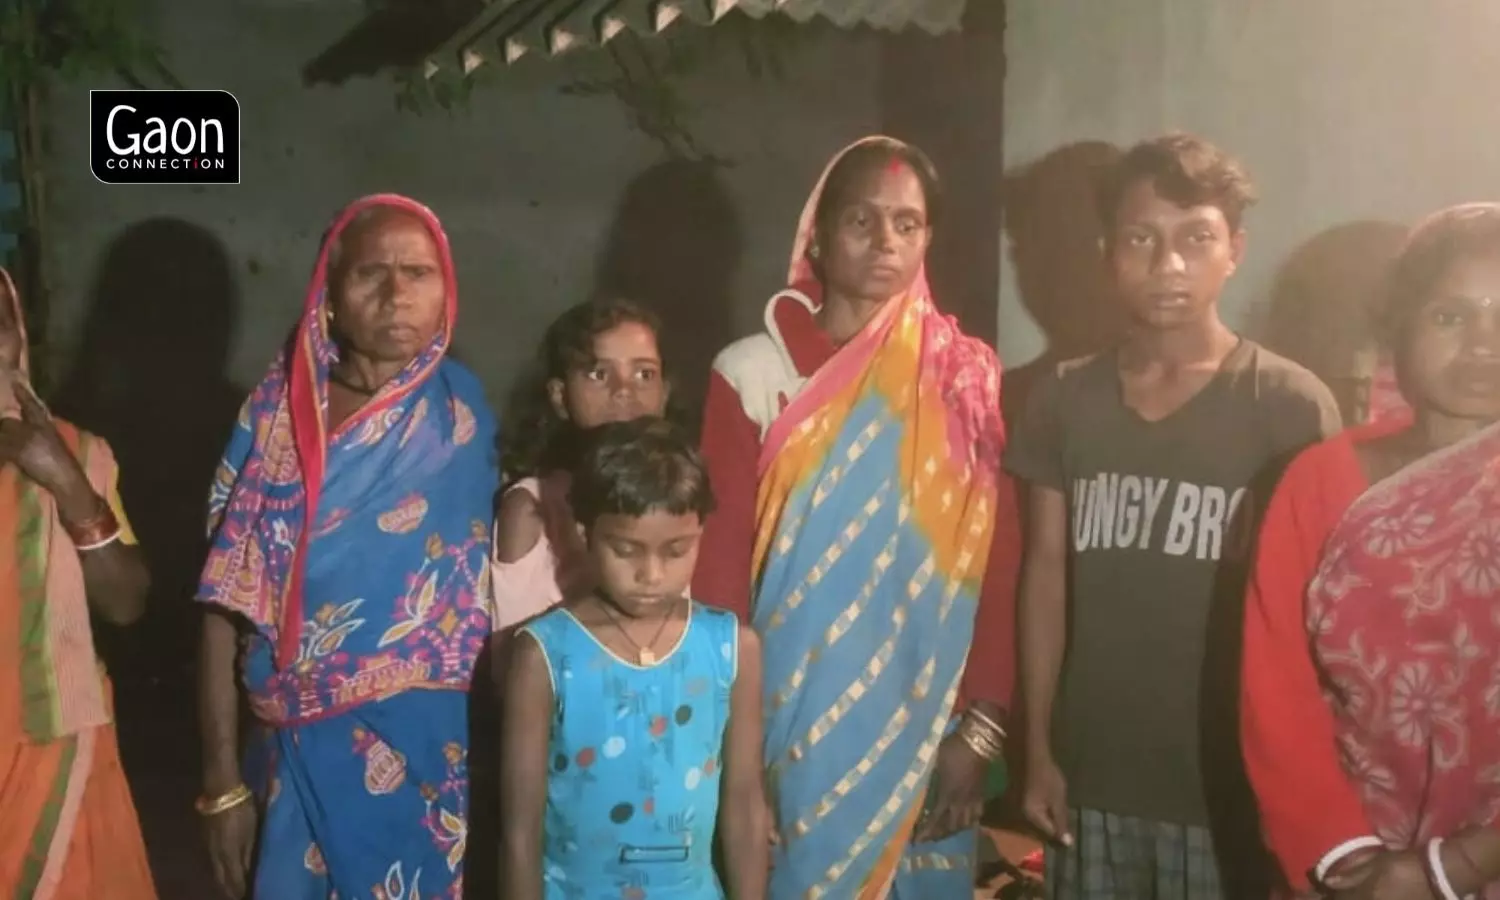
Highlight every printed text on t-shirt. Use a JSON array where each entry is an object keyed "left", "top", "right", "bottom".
[{"left": 1070, "top": 473, "right": 1253, "bottom": 561}]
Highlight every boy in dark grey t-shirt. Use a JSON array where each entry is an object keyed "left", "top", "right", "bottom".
[{"left": 1005, "top": 134, "right": 1341, "bottom": 900}]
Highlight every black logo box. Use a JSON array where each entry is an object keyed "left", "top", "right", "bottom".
[{"left": 89, "top": 90, "right": 240, "bottom": 186}]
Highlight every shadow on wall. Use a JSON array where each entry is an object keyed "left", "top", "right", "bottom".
[
  {"left": 300, "top": 0, "right": 482, "bottom": 85},
  {"left": 50, "top": 217, "right": 242, "bottom": 897},
  {"left": 1257, "top": 220, "right": 1408, "bottom": 424},
  {"left": 592, "top": 157, "right": 744, "bottom": 432},
  {"left": 878, "top": 0, "right": 1006, "bottom": 344},
  {"left": 1000, "top": 141, "right": 1128, "bottom": 426}
]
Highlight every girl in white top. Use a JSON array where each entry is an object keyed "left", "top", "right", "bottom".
[{"left": 492, "top": 299, "right": 671, "bottom": 628}]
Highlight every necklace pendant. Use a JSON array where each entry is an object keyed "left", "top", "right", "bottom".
[{"left": 638, "top": 648, "right": 656, "bottom": 665}]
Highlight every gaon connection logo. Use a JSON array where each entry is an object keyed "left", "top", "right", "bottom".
[{"left": 89, "top": 89, "right": 240, "bottom": 185}]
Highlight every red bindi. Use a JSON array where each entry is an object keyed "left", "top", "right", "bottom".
[{"left": 884, "top": 157, "right": 908, "bottom": 176}]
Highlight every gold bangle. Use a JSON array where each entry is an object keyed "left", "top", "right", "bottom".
[
  {"left": 966, "top": 706, "right": 1008, "bottom": 741},
  {"left": 959, "top": 726, "right": 1001, "bottom": 762},
  {"left": 958, "top": 719, "right": 1003, "bottom": 762},
  {"left": 195, "top": 783, "right": 253, "bottom": 817},
  {"left": 962, "top": 715, "right": 1005, "bottom": 755},
  {"left": 973, "top": 715, "right": 1005, "bottom": 750}
]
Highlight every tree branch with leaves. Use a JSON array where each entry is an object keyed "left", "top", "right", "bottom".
[{"left": 0, "top": 0, "right": 176, "bottom": 387}]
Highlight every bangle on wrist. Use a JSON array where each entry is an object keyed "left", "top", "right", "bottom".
[
  {"left": 64, "top": 500, "right": 119, "bottom": 550},
  {"left": 195, "top": 783, "right": 253, "bottom": 817},
  {"left": 1313, "top": 835, "right": 1386, "bottom": 886},
  {"left": 965, "top": 705, "right": 1008, "bottom": 741},
  {"left": 956, "top": 716, "right": 1004, "bottom": 761},
  {"left": 1424, "top": 838, "right": 1465, "bottom": 900},
  {"left": 77, "top": 530, "right": 121, "bottom": 552}
]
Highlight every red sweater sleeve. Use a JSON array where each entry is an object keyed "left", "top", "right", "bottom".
[
  {"left": 958, "top": 470, "right": 1020, "bottom": 714},
  {"left": 692, "top": 370, "right": 760, "bottom": 622},
  {"left": 1241, "top": 437, "right": 1375, "bottom": 890}
]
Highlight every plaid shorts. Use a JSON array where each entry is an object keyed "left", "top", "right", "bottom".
[{"left": 1044, "top": 808, "right": 1223, "bottom": 900}]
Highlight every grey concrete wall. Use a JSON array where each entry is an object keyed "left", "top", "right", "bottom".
[
  {"left": 1000, "top": 0, "right": 1500, "bottom": 387},
  {"left": 37, "top": 1, "right": 889, "bottom": 738},
  {"left": 40, "top": 0, "right": 884, "bottom": 404}
]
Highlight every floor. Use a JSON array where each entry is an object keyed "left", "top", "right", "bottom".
[{"left": 977, "top": 826, "right": 1045, "bottom": 898}]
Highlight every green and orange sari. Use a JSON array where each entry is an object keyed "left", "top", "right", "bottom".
[{"left": 0, "top": 268, "right": 156, "bottom": 900}]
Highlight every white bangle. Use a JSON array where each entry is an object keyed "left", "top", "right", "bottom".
[
  {"left": 1314, "top": 835, "right": 1385, "bottom": 884},
  {"left": 76, "top": 530, "right": 122, "bottom": 552},
  {"left": 1426, "top": 838, "right": 1465, "bottom": 900}
]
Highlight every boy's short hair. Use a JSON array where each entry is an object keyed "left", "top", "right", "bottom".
[
  {"left": 569, "top": 417, "right": 716, "bottom": 529},
  {"left": 1095, "top": 132, "right": 1258, "bottom": 233}
]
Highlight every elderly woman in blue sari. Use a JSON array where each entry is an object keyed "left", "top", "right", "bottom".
[{"left": 194, "top": 194, "right": 499, "bottom": 900}]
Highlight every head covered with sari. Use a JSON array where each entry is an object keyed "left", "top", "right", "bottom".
[
  {"left": 752, "top": 138, "right": 1004, "bottom": 898},
  {"left": 1307, "top": 202, "right": 1500, "bottom": 854},
  {"left": 196, "top": 193, "right": 498, "bottom": 726}
]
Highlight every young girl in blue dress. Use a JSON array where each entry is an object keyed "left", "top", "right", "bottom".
[{"left": 500, "top": 417, "right": 768, "bottom": 900}]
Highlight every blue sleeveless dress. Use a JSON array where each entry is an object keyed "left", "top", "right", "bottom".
[{"left": 520, "top": 601, "right": 738, "bottom": 900}]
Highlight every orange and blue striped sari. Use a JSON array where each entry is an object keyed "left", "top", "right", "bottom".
[{"left": 754, "top": 140, "right": 1004, "bottom": 900}]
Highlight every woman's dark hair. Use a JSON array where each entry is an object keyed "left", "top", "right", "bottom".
[
  {"left": 811, "top": 138, "right": 943, "bottom": 248},
  {"left": 1095, "top": 132, "right": 1257, "bottom": 234},
  {"left": 569, "top": 417, "right": 716, "bottom": 530},
  {"left": 1379, "top": 204, "right": 1500, "bottom": 351},
  {"left": 500, "top": 298, "right": 664, "bottom": 480}
]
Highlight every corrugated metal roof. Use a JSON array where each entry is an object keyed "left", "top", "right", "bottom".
[{"left": 424, "top": 0, "right": 968, "bottom": 77}]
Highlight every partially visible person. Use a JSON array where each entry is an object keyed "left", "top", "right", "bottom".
[
  {"left": 195, "top": 195, "right": 498, "bottom": 899},
  {"left": 492, "top": 298, "right": 669, "bottom": 629},
  {"left": 0, "top": 268, "right": 156, "bottom": 899},
  {"left": 478, "top": 299, "right": 670, "bottom": 894},
  {"left": 1006, "top": 133, "right": 1342, "bottom": 899},
  {"left": 500, "top": 417, "right": 767, "bottom": 899},
  {"left": 695, "top": 136, "right": 1017, "bottom": 898},
  {"left": 1243, "top": 203, "right": 1500, "bottom": 900}
]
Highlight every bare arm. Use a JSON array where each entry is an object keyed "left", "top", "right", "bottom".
[
  {"left": 79, "top": 543, "right": 149, "bottom": 625},
  {"left": 1017, "top": 483, "right": 1069, "bottom": 762},
  {"left": 1443, "top": 826, "right": 1500, "bottom": 895},
  {"left": 494, "top": 487, "right": 544, "bottom": 564},
  {"left": 199, "top": 609, "right": 244, "bottom": 796},
  {"left": 719, "top": 624, "right": 768, "bottom": 899},
  {"left": 54, "top": 479, "right": 149, "bottom": 625},
  {"left": 50, "top": 427, "right": 148, "bottom": 625},
  {"left": 500, "top": 631, "right": 553, "bottom": 900}
]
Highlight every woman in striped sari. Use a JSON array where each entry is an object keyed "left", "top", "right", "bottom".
[
  {"left": 0, "top": 268, "right": 156, "bottom": 899},
  {"left": 695, "top": 137, "right": 1020, "bottom": 898}
]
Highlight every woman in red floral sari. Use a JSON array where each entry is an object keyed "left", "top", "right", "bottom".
[{"left": 1242, "top": 203, "right": 1500, "bottom": 899}]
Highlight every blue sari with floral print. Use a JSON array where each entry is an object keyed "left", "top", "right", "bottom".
[{"left": 196, "top": 195, "right": 499, "bottom": 900}]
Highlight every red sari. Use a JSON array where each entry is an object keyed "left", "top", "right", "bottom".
[
  {"left": 1246, "top": 415, "right": 1500, "bottom": 897},
  {"left": 1310, "top": 415, "right": 1500, "bottom": 839}
]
